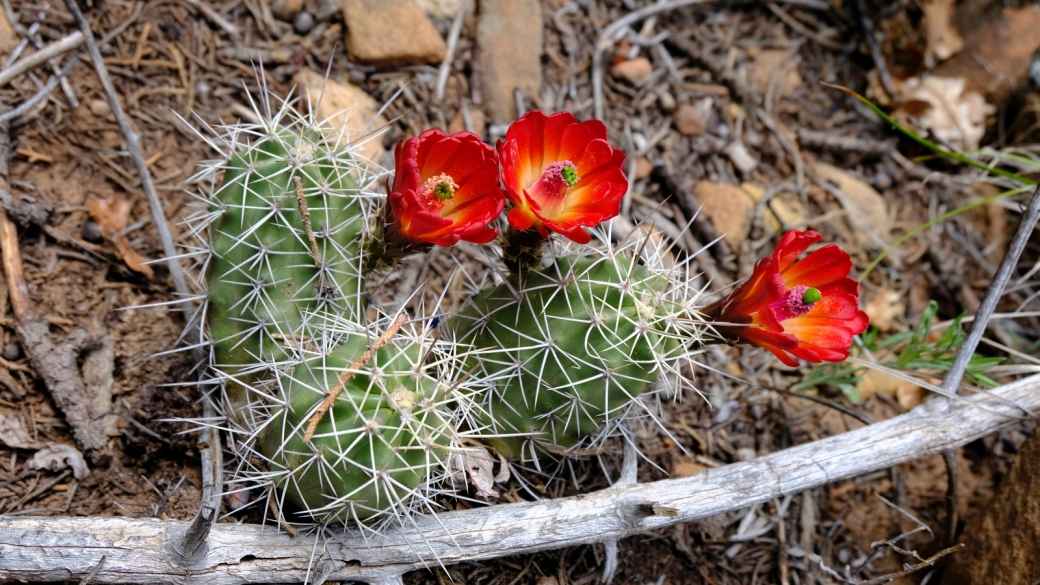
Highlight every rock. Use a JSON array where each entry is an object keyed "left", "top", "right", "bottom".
[
  {"left": 416, "top": 0, "right": 461, "bottom": 18},
  {"left": 2, "top": 342, "right": 21, "bottom": 361},
  {"left": 82, "top": 219, "right": 104, "bottom": 243},
  {"left": 476, "top": 0, "right": 543, "bottom": 124},
  {"left": 342, "top": 0, "right": 446, "bottom": 67},
  {"left": 634, "top": 156, "right": 653, "bottom": 180},
  {"left": 610, "top": 57, "right": 654, "bottom": 85},
  {"left": 0, "top": 7, "right": 16, "bottom": 54},
  {"left": 747, "top": 49, "right": 802, "bottom": 97},
  {"left": 268, "top": 0, "right": 304, "bottom": 21},
  {"left": 724, "top": 141, "right": 758, "bottom": 174},
  {"left": 294, "top": 68, "right": 388, "bottom": 163},
  {"left": 694, "top": 181, "right": 755, "bottom": 247},
  {"left": 671, "top": 460, "right": 708, "bottom": 478},
  {"left": 657, "top": 90, "right": 676, "bottom": 112},
  {"left": 934, "top": 4, "right": 1040, "bottom": 105},
  {"left": 447, "top": 107, "right": 487, "bottom": 137},
  {"left": 293, "top": 10, "right": 315, "bottom": 34},
  {"left": 674, "top": 98, "right": 713, "bottom": 136}
]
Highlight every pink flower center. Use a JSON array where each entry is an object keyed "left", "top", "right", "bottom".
[
  {"left": 770, "top": 285, "right": 821, "bottom": 321},
  {"left": 419, "top": 173, "right": 458, "bottom": 209},
  {"left": 536, "top": 160, "right": 579, "bottom": 198}
]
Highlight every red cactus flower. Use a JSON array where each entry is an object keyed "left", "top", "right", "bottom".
[
  {"left": 386, "top": 129, "right": 505, "bottom": 247},
  {"left": 704, "top": 230, "right": 869, "bottom": 366},
  {"left": 498, "top": 110, "right": 627, "bottom": 244}
]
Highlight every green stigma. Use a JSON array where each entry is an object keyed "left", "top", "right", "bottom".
[
  {"left": 802, "top": 287, "right": 822, "bottom": 304},
  {"left": 434, "top": 182, "right": 454, "bottom": 200},
  {"left": 561, "top": 165, "right": 578, "bottom": 187}
]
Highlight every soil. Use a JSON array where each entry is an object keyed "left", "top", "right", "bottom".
[{"left": 0, "top": 0, "right": 1038, "bottom": 584}]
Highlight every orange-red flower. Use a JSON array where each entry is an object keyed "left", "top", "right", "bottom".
[
  {"left": 704, "top": 230, "right": 869, "bottom": 366},
  {"left": 386, "top": 129, "right": 504, "bottom": 247},
  {"left": 498, "top": 110, "right": 627, "bottom": 244}
]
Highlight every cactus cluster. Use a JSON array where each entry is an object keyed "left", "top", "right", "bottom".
[{"left": 186, "top": 89, "right": 863, "bottom": 527}]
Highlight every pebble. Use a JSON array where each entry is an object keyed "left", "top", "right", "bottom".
[
  {"left": 694, "top": 181, "right": 755, "bottom": 247},
  {"left": 658, "top": 90, "right": 676, "bottom": 112},
  {"left": 610, "top": 57, "right": 654, "bottom": 85},
  {"left": 293, "top": 68, "right": 388, "bottom": 163},
  {"left": 342, "top": 0, "right": 446, "bottom": 67},
  {"left": 293, "top": 10, "right": 315, "bottom": 35},
  {"left": 634, "top": 156, "right": 654, "bottom": 180},
  {"left": 269, "top": 0, "right": 304, "bottom": 21},
  {"left": 447, "top": 107, "right": 487, "bottom": 137},
  {"left": 2, "top": 342, "right": 21, "bottom": 361},
  {"left": 476, "top": 0, "right": 543, "bottom": 123},
  {"left": 82, "top": 219, "right": 104, "bottom": 243},
  {"left": 674, "top": 101, "right": 710, "bottom": 136}
]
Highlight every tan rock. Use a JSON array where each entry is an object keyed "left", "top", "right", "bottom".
[
  {"left": 447, "top": 107, "right": 486, "bottom": 137},
  {"left": 610, "top": 57, "right": 654, "bottom": 85},
  {"left": 694, "top": 181, "right": 755, "bottom": 247},
  {"left": 268, "top": 0, "right": 304, "bottom": 21},
  {"left": 416, "top": 0, "right": 461, "bottom": 18},
  {"left": 476, "top": 0, "right": 543, "bottom": 123},
  {"left": 342, "top": 0, "right": 446, "bottom": 67},
  {"left": 0, "top": 7, "right": 17, "bottom": 54},
  {"left": 634, "top": 156, "right": 653, "bottom": 180},
  {"left": 294, "top": 68, "right": 387, "bottom": 164},
  {"left": 674, "top": 98, "right": 712, "bottom": 136},
  {"left": 747, "top": 49, "right": 802, "bottom": 97}
]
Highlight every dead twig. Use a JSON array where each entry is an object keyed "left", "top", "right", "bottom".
[
  {"left": 292, "top": 176, "right": 321, "bottom": 266},
  {"left": 0, "top": 55, "right": 79, "bottom": 124},
  {"left": 302, "top": 313, "right": 408, "bottom": 442},
  {"left": 0, "top": 31, "right": 83, "bottom": 87},
  {"left": 854, "top": 0, "right": 895, "bottom": 99}
]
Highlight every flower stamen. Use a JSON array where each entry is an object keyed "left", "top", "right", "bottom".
[{"left": 420, "top": 173, "right": 459, "bottom": 207}]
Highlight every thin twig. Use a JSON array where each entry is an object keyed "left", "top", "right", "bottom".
[
  {"left": 854, "top": 0, "right": 894, "bottom": 98},
  {"left": 0, "top": 31, "right": 83, "bottom": 87},
  {"left": 292, "top": 176, "right": 321, "bottom": 266},
  {"left": 434, "top": 0, "right": 470, "bottom": 102},
  {"left": 0, "top": 55, "right": 79, "bottom": 124},
  {"left": 62, "top": 0, "right": 192, "bottom": 308},
  {"left": 938, "top": 182, "right": 1040, "bottom": 398},
  {"left": 302, "top": 314, "right": 408, "bottom": 443}
]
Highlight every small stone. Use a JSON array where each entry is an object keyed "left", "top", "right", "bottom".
[
  {"left": 724, "top": 141, "right": 758, "bottom": 174},
  {"left": 293, "top": 10, "right": 315, "bottom": 34},
  {"left": 2, "top": 342, "right": 21, "bottom": 361},
  {"left": 447, "top": 107, "right": 487, "bottom": 137},
  {"left": 342, "top": 0, "right": 447, "bottom": 67},
  {"left": 747, "top": 49, "right": 803, "bottom": 97},
  {"left": 695, "top": 181, "right": 755, "bottom": 247},
  {"left": 269, "top": 0, "right": 304, "bottom": 21},
  {"left": 658, "top": 90, "right": 676, "bottom": 112},
  {"left": 88, "top": 99, "right": 111, "bottom": 117},
  {"left": 634, "top": 156, "right": 654, "bottom": 180},
  {"left": 294, "top": 68, "right": 388, "bottom": 163},
  {"left": 476, "top": 0, "right": 543, "bottom": 124},
  {"left": 674, "top": 98, "right": 713, "bottom": 136},
  {"left": 610, "top": 57, "right": 654, "bottom": 85},
  {"left": 82, "top": 219, "right": 104, "bottom": 243},
  {"left": 415, "top": 0, "right": 461, "bottom": 18}
]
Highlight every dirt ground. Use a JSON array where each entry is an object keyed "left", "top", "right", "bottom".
[{"left": 0, "top": 0, "right": 1038, "bottom": 584}]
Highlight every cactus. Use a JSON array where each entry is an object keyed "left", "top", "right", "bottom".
[
  {"left": 257, "top": 316, "right": 455, "bottom": 523},
  {"left": 189, "top": 97, "right": 463, "bottom": 524},
  {"left": 450, "top": 234, "right": 706, "bottom": 462}
]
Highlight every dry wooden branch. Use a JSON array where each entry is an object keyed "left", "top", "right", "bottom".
[
  {"left": 2, "top": 373, "right": 1038, "bottom": 585},
  {"left": 0, "top": 31, "right": 84, "bottom": 87}
]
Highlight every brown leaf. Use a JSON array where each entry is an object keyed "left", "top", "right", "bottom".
[
  {"left": 0, "top": 408, "right": 43, "bottom": 449},
  {"left": 87, "top": 198, "right": 154, "bottom": 278},
  {"left": 893, "top": 76, "right": 994, "bottom": 151}
]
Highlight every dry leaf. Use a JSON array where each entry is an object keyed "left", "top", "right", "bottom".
[
  {"left": 894, "top": 76, "right": 994, "bottom": 151},
  {"left": 0, "top": 408, "right": 43, "bottom": 449},
  {"left": 449, "top": 446, "right": 502, "bottom": 499},
  {"left": 814, "top": 162, "right": 890, "bottom": 246},
  {"left": 862, "top": 289, "right": 905, "bottom": 332},
  {"left": 919, "top": 0, "right": 963, "bottom": 65},
  {"left": 27, "top": 443, "right": 90, "bottom": 480},
  {"left": 87, "top": 198, "right": 155, "bottom": 278}
]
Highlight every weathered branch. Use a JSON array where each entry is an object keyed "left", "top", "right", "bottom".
[{"left": 2, "top": 374, "right": 1037, "bottom": 584}]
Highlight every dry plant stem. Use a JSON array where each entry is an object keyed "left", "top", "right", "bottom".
[
  {"left": 935, "top": 183, "right": 1040, "bottom": 547},
  {"left": 62, "top": 0, "right": 191, "bottom": 308},
  {"left": 292, "top": 176, "right": 321, "bottom": 265},
  {"left": 434, "top": 0, "right": 470, "bottom": 102},
  {"left": 0, "top": 31, "right": 83, "bottom": 87},
  {"left": 2, "top": 373, "right": 1038, "bottom": 584},
  {"left": 301, "top": 313, "right": 408, "bottom": 442},
  {"left": 855, "top": 0, "right": 895, "bottom": 98},
  {"left": 0, "top": 55, "right": 79, "bottom": 124}
]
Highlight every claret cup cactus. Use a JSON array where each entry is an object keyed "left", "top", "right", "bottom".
[{"left": 188, "top": 90, "right": 866, "bottom": 526}]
